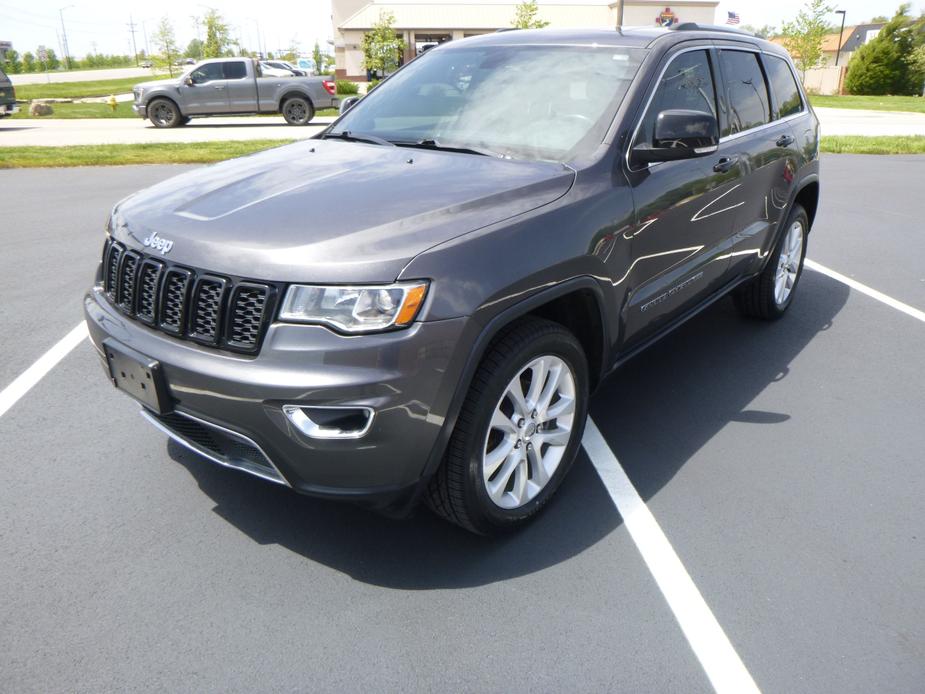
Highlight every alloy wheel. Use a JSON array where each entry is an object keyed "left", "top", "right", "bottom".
[
  {"left": 774, "top": 219, "right": 804, "bottom": 306},
  {"left": 482, "top": 355, "right": 577, "bottom": 509}
]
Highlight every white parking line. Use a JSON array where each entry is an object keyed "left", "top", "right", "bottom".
[
  {"left": 0, "top": 322, "right": 88, "bottom": 419},
  {"left": 583, "top": 419, "right": 761, "bottom": 694},
  {"left": 805, "top": 259, "right": 925, "bottom": 324}
]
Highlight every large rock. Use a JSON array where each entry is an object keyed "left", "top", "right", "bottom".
[{"left": 29, "top": 102, "right": 55, "bottom": 116}]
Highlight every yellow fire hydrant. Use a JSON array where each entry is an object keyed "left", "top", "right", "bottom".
[{"left": 107, "top": 94, "right": 118, "bottom": 112}]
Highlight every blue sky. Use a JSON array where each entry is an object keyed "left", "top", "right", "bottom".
[{"left": 1, "top": 0, "right": 921, "bottom": 58}]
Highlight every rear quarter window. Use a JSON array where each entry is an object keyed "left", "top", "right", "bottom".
[
  {"left": 718, "top": 50, "right": 770, "bottom": 135},
  {"left": 224, "top": 62, "right": 247, "bottom": 79},
  {"left": 764, "top": 55, "right": 803, "bottom": 118},
  {"left": 0, "top": 67, "right": 8, "bottom": 81}
]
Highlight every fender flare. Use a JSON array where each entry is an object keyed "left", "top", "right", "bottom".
[{"left": 405, "top": 276, "right": 611, "bottom": 508}]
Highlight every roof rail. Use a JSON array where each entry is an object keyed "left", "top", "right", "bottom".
[{"left": 671, "top": 22, "right": 755, "bottom": 37}]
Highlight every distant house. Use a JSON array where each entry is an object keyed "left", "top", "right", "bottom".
[{"left": 770, "top": 23, "right": 884, "bottom": 67}]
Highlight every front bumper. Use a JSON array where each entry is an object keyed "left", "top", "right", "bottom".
[
  {"left": 85, "top": 286, "right": 470, "bottom": 508},
  {"left": 132, "top": 102, "right": 146, "bottom": 118}
]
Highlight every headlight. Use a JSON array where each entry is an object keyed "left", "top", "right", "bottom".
[
  {"left": 278, "top": 282, "right": 428, "bottom": 333},
  {"left": 134, "top": 88, "right": 143, "bottom": 100}
]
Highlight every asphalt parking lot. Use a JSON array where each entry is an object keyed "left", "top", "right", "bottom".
[{"left": 1, "top": 155, "right": 923, "bottom": 693}]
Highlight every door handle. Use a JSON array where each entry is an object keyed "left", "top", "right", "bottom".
[
  {"left": 213, "top": 85, "right": 226, "bottom": 90},
  {"left": 713, "top": 155, "right": 739, "bottom": 173},
  {"left": 776, "top": 134, "right": 795, "bottom": 147}
]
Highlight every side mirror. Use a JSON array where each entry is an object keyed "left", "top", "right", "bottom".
[
  {"left": 339, "top": 96, "right": 360, "bottom": 114},
  {"left": 633, "top": 109, "right": 718, "bottom": 165},
  {"left": 184, "top": 76, "right": 194, "bottom": 87}
]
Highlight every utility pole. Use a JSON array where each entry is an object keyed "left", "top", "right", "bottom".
[
  {"left": 616, "top": 0, "right": 624, "bottom": 28},
  {"left": 58, "top": 5, "right": 74, "bottom": 70},
  {"left": 127, "top": 15, "right": 139, "bottom": 65},
  {"left": 834, "top": 10, "right": 847, "bottom": 66}
]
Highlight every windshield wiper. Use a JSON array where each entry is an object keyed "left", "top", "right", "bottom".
[
  {"left": 321, "top": 130, "right": 395, "bottom": 147},
  {"left": 395, "top": 139, "right": 508, "bottom": 159}
]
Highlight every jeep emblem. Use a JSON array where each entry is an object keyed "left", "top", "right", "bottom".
[{"left": 142, "top": 231, "right": 174, "bottom": 255}]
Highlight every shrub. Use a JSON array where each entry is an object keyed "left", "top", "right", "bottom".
[
  {"left": 336, "top": 80, "right": 359, "bottom": 95},
  {"left": 845, "top": 7, "right": 923, "bottom": 95}
]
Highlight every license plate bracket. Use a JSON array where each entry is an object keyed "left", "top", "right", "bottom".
[{"left": 104, "top": 338, "right": 172, "bottom": 414}]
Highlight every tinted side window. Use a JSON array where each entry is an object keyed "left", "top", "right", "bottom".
[
  {"left": 191, "top": 63, "right": 224, "bottom": 83},
  {"left": 637, "top": 50, "right": 717, "bottom": 147},
  {"left": 0, "top": 67, "right": 8, "bottom": 80},
  {"left": 719, "top": 50, "right": 770, "bottom": 135},
  {"left": 764, "top": 55, "right": 803, "bottom": 118},
  {"left": 224, "top": 61, "right": 247, "bottom": 80}
]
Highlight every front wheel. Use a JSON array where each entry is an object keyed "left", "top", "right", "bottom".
[
  {"left": 281, "top": 97, "right": 314, "bottom": 125},
  {"left": 734, "top": 204, "right": 808, "bottom": 319},
  {"left": 426, "top": 317, "right": 589, "bottom": 535},
  {"left": 147, "top": 98, "right": 182, "bottom": 128}
]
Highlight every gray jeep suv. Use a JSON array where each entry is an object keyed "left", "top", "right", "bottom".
[{"left": 85, "top": 25, "right": 820, "bottom": 534}]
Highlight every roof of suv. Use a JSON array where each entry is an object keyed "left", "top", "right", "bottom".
[{"left": 454, "top": 25, "right": 780, "bottom": 53}]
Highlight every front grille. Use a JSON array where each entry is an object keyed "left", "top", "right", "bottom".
[
  {"left": 101, "top": 240, "right": 275, "bottom": 354},
  {"left": 117, "top": 252, "right": 140, "bottom": 312}
]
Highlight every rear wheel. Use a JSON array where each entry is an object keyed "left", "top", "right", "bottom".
[
  {"left": 147, "top": 98, "right": 182, "bottom": 128},
  {"left": 281, "top": 97, "right": 314, "bottom": 125},
  {"left": 734, "top": 204, "right": 808, "bottom": 319},
  {"left": 426, "top": 317, "right": 589, "bottom": 535}
]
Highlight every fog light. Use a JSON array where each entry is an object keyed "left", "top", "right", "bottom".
[{"left": 282, "top": 405, "right": 375, "bottom": 440}]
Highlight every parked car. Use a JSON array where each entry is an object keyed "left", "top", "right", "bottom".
[
  {"left": 258, "top": 61, "right": 295, "bottom": 77},
  {"left": 130, "top": 57, "right": 337, "bottom": 126},
  {"left": 88, "top": 26, "right": 819, "bottom": 534},
  {"left": 140, "top": 60, "right": 153, "bottom": 69},
  {"left": 265, "top": 60, "right": 307, "bottom": 76},
  {"left": 0, "top": 67, "right": 17, "bottom": 118}
]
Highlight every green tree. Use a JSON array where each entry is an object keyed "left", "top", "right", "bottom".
[
  {"left": 185, "top": 38, "right": 204, "bottom": 60},
  {"left": 845, "top": 5, "right": 923, "bottom": 94},
  {"left": 2, "top": 49, "right": 22, "bottom": 73},
  {"left": 152, "top": 17, "right": 180, "bottom": 76},
  {"left": 22, "top": 51, "right": 35, "bottom": 72},
  {"left": 43, "top": 48, "right": 60, "bottom": 70},
  {"left": 312, "top": 41, "right": 324, "bottom": 76},
  {"left": 512, "top": 0, "right": 549, "bottom": 29},
  {"left": 203, "top": 9, "right": 231, "bottom": 58},
  {"left": 781, "top": 0, "right": 834, "bottom": 80},
  {"left": 362, "top": 11, "right": 405, "bottom": 78}
]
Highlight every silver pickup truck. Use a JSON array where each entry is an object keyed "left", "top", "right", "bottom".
[{"left": 132, "top": 58, "right": 338, "bottom": 128}]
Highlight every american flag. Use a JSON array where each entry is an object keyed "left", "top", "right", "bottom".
[{"left": 726, "top": 11, "right": 741, "bottom": 24}]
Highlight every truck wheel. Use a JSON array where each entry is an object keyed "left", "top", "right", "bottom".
[
  {"left": 734, "top": 204, "right": 808, "bottom": 319},
  {"left": 148, "top": 98, "right": 182, "bottom": 128},
  {"left": 282, "top": 97, "right": 314, "bottom": 125},
  {"left": 426, "top": 317, "right": 589, "bottom": 535}
]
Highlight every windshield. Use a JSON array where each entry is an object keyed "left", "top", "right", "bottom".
[{"left": 332, "top": 43, "right": 646, "bottom": 162}]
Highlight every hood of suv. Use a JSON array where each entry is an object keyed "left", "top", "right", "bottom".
[{"left": 111, "top": 140, "right": 575, "bottom": 283}]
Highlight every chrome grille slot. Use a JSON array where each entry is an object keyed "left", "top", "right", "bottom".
[{"left": 98, "top": 239, "right": 274, "bottom": 354}]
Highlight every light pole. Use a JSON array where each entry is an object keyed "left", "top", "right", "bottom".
[
  {"left": 59, "top": 5, "right": 74, "bottom": 70},
  {"left": 834, "top": 10, "right": 847, "bottom": 66}
]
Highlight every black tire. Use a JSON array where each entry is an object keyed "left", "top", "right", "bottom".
[
  {"left": 147, "top": 98, "right": 182, "bottom": 128},
  {"left": 426, "top": 317, "right": 590, "bottom": 535},
  {"left": 281, "top": 97, "right": 314, "bottom": 125},
  {"left": 734, "top": 204, "right": 809, "bottom": 320}
]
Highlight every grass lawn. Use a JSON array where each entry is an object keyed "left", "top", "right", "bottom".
[
  {"left": 11, "top": 102, "right": 137, "bottom": 119},
  {"left": 3, "top": 135, "right": 913, "bottom": 169},
  {"left": 810, "top": 94, "right": 925, "bottom": 114},
  {"left": 819, "top": 135, "right": 925, "bottom": 154},
  {"left": 0, "top": 140, "right": 297, "bottom": 168},
  {"left": 10, "top": 103, "right": 338, "bottom": 120},
  {"left": 13, "top": 75, "right": 172, "bottom": 101}
]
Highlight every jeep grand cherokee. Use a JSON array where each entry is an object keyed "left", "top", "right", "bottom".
[{"left": 85, "top": 25, "right": 820, "bottom": 534}]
